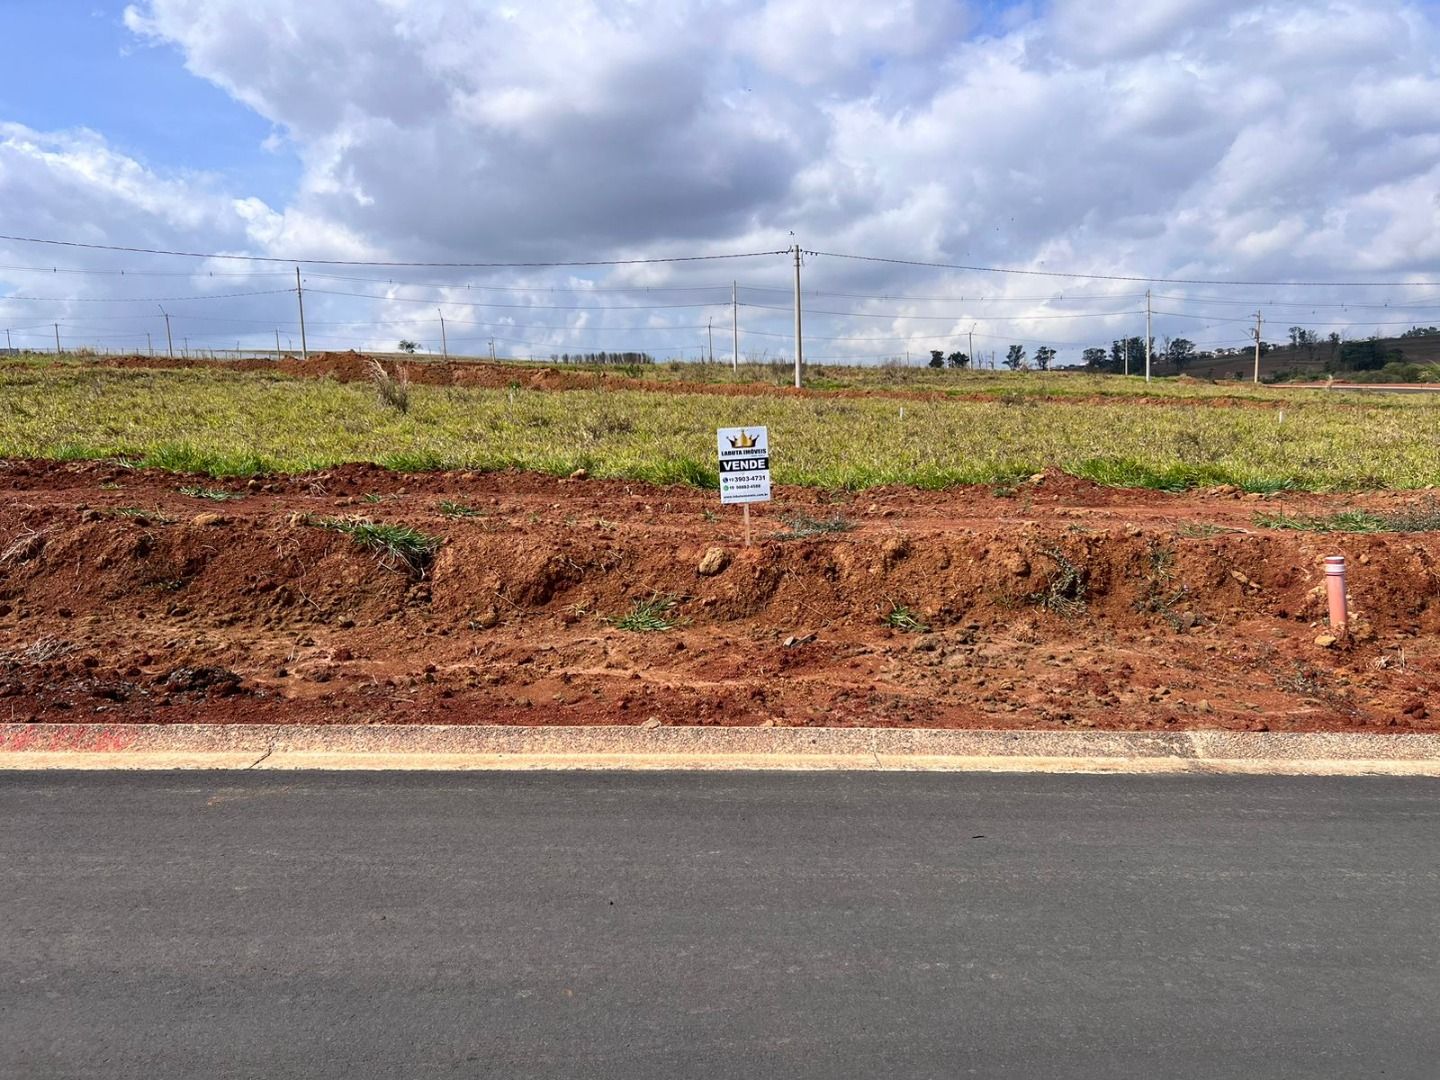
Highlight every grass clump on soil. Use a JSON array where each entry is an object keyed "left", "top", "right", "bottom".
[
  {"left": 368, "top": 359, "right": 411, "bottom": 413},
  {"left": 774, "top": 512, "right": 856, "bottom": 540},
  {"left": 610, "top": 595, "right": 682, "bottom": 632},
  {"left": 884, "top": 603, "right": 931, "bottom": 633},
  {"left": 178, "top": 484, "right": 240, "bottom": 501},
  {"left": 1031, "top": 547, "right": 1088, "bottom": 616},
  {"left": 321, "top": 517, "right": 441, "bottom": 575},
  {"left": 1254, "top": 501, "right": 1440, "bottom": 533},
  {"left": 438, "top": 499, "right": 482, "bottom": 518},
  {"left": 7, "top": 362, "right": 1440, "bottom": 493}
]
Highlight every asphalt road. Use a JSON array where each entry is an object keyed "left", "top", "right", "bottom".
[{"left": 3, "top": 772, "right": 1438, "bottom": 1079}]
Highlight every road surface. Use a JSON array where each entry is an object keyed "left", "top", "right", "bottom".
[{"left": 4, "top": 772, "right": 1438, "bottom": 1079}]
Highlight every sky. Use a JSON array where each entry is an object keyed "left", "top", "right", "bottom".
[{"left": 2, "top": 0, "right": 1440, "bottom": 364}]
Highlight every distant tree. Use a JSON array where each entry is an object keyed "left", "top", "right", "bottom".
[
  {"left": 1400, "top": 326, "right": 1440, "bottom": 338},
  {"left": 1082, "top": 347, "right": 1109, "bottom": 370},
  {"left": 1165, "top": 337, "right": 1196, "bottom": 374},
  {"left": 1004, "top": 344, "right": 1027, "bottom": 370},
  {"left": 946, "top": 351, "right": 970, "bottom": 369},
  {"left": 928, "top": 349, "right": 945, "bottom": 368},
  {"left": 1034, "top": 345, "right": 1056, "bottom": 371},
  {"left": 397, "top": 340, "right": 418, "bottom": 354}
]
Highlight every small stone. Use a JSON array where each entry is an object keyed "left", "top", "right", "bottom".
[
  {"left": 1314, "top": 634, "right": 1338, "bottom": 648},
  {"left": 191, "top": 512, "right": 224, "bottom": 527},
  {"left": 1196, "top": 699, "right": 1214, "bottom": 713},
  {"left": 640, "top": 717, "right": 662, "bottom": 730},
  {"left": 474, "top": 607, "right": 500, "bottom": 629},
  {"left": 1001, "top": 551, "right": 1030, "bottom": 577},
  {"left": 697, "top": 547, "right": 731, "bottom": 576},
  {"left": 569, "top": 468, "right": 589, "bottom": 481}
]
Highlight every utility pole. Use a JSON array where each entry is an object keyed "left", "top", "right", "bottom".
[
  {"left": 1123, "top": 336, "right": 1129, "bottom": 376},
  {"left": 146, "top": 331, "right": 152, "bottom": 356},
  {"left": 731, "top": 281, "right": 739, "bottom": 374},
  {"left": 437, "top": 308, "right": 448, "bottom": 359},
  {"left": 1144, "top": 289, "right": 1152, "bottom": 383},
  {"left": 707, "top": 317, "right": 714, "bottom": 365},
  {"left": 275, "top": 328, "right": 281, "bottom": 360},
  {"left": 792, "top": 244, "right": 804, "bottom": 389},
  {"left": 295, "top": 267, "right": 309, "bottom": 360},
  {"left": 183, "top": 336, "right": 189, "bottom": 358},
  {"left": 160, "top": 306, "right": 174, "bottom": 358},
  {"left": 489, "top": 339, "right": 496, "bottom": 362},
  {"left": 4, "top": 328, "right": 9, "bottom": 352},
  {"left": 54, "top": 323, "right": 60, "bottom": 354},
  {"left": 1252, "top": 310, "right": 1263, "bottom": 384},
  {"left": 968, "top": 325, "right": 976, "bottom": 369}
]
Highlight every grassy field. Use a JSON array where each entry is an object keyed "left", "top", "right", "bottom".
[{"left": 2, "top": 360, "right": 1438, "bottom": 491}]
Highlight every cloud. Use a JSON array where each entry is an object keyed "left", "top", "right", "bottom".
[{"left": 1, "top": 0, "right": 1437, "bottom": 362}]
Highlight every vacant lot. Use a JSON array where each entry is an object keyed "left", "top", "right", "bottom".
[
  {"left": 3, "top": 356, "right": 1439, "bottom": 490},
  {"left": 0, "top": 354, "right": 1435, "bottom": 733}
]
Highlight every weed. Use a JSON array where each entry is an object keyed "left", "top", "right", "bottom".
[
  {"left": 178, "top": 485, "right": 239, "bottom": 501},
  {"left": 885, "top": 603, "right": 931, "bottom": 633},
  {"left": 1255, "top": 500, "right": 1440, "bottom": 533},
  {"left": 775, "top": 512, "right": 856, "bottom": 540},
  {"left": 438, "top": 499, "right": 482, "bottom": 518},
  {"left": 1031, "top": 546, "right": 1088, "bottom": 615},
  {"left": 1176, "top": 522, "right": 1242, "bottom": 538},
  {"left": 1, "top": 636, "right": 73, "bottom": 663},
  {"left": 321, "top": 518, "right": 441, "bottom": 575},
  {"left": 610, "top": 594, "right": 682, "bottom": 632},
  {"left": 113, "top": 507, "right": 175, "bottom": 524},
  {"left": 368, "top": 359, "right": 410, "bottom": 413},
  {"left": 361, "top": 492, "right": 383, "bottom": 504},
  {"left": 1133, "top": 542, "right": 1189, "bottom": 628}
]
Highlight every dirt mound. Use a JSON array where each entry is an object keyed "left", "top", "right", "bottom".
[
  {"left": 0, "top": 460, "right": 1435, "bottom": 731},
  {"left": 90, "top": 353, "right": 1289, "bottom": 409}
]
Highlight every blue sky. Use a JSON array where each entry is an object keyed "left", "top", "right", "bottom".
[
  {"left": 0, "top": 1, "right": 297, "bottom": 201},
  {"left": 1, "top": 0, "right": 1439, "bottom": 360}
]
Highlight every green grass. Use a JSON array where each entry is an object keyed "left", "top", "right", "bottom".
[
  {"left": 319, "top": 518, "right": 441, "bottom": 574},
  {"left": 610, "top": 595, "right": 682, "bottom": 632},
  {"left": 4, "top": 361, "right": 1440, "bottom": 492},
  {"left": 438, "top": 499, "right": 482, "bottom": 518},
  {"left": 1254, "top": 501, "right": 1440, "bottom": 533},
  {"left": 884, "top": 604, "right": 931, "bottom": 633}
]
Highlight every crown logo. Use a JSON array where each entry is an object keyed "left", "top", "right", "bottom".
[{"left": 727, "top": 430, "right": 758, "bottom": 449}]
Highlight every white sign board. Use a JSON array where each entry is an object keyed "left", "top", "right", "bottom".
[{"left": 716, "top": 426, "right": 771, "bottom": 505}]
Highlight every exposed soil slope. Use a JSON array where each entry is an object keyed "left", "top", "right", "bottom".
[{"left": 0, "top": 460, "right": 1435, "bottom": 731}]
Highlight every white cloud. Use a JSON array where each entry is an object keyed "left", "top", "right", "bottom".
[{"left": 0, "top": 0, "right": 1437, "bottom": 362}]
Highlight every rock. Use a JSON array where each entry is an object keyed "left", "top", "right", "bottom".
[
  {"left": 191, "top": 512, "right": 225, "bottom": 527},
  {"left": 473, "top": 607, "right": 500, "bottom": 629},
  {"left": 697, "top": 547, "right": 731, "bottom": 576},
  {"left": 1314, "top": 634, "right": 1338, "bottom": 648},
  {"left": 1230, "top": 570, "right": 1252, "bottom": 586},
  {"left": 1196, "top": 699, "right": 1214, "bottom": 713},
  {"left": 569, "top": 468, "right": 589, "bottom": 481},
  {"left": 640, "top": 717, "right": 662, "bottom": 730},
  {"left": 332, "top": 646, "right": 353, "bottom": 662},
  {"left": 80, "top": 509, "right": 103, "bottom": 523}
]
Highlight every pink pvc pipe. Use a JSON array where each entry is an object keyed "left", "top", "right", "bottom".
[{"left": 1324, "top": 556, "right": 1348, "bottom": 630}]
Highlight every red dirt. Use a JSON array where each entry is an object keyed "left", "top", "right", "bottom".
[
  {"left": 1, "top": 460, "right": 1436, "bottom": 731},
  {"left": 93, "top": 351, "right": 1291, "bottom": 408}
]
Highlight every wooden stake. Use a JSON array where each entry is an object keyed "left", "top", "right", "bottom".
[{"left": 743, "top": 503, "right": 752, "bottom": 547}]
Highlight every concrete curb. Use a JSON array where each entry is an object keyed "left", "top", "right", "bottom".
[{"left": 2, "top": 724, "right": 1439, "bottom": 775}]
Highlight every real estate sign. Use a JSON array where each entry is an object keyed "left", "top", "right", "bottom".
[{"left": 716, "top": 426, "right": 771, "bottom": 505}]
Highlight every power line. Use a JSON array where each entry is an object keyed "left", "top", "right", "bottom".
[
  {"left": 805, "top": 248, "right": 1440, "bottom": 288},
  {"left": 0, "top": 233, "right": 791, "bottom": 268},
  {"left": 0, "top": 288, "right": 294, "bottom": 303}
]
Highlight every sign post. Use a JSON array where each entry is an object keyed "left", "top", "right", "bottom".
[{"left": 716, "top": 426, "right": 771, "bottom": 546}]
